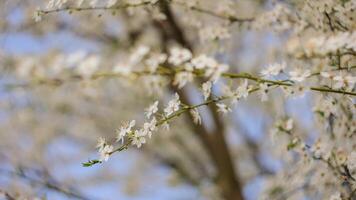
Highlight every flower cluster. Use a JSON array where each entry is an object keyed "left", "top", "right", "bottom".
[
  {"left": 91, "top": 93, "right": 184, "bottom": 162},
  {"left": 288, "top": 32, "right": 356, "bottom": 57}
]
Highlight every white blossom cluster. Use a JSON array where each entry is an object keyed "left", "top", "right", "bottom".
[
  {"left": 95, "top": 93, "right": 186, "bottom": 162},
  {"left": 287, "top": 32, "right": 356, "bottom": 57}
]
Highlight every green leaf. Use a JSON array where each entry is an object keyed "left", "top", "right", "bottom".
[{"left": 82, "top": 159, "right": 102, "bottom": 167}]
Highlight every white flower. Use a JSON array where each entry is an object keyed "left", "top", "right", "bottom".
[
  {"left": 47, "top": 0, "right": 68, "bottom": 9},
  {"left": 311, "top": 140, "right": 331, "bottom": 159},
  {"left": 261, "top": 62, "right": 286, "bottom": 77},
  {"left": 129, "top": 45, "right": 150, "bottom": 65},
  {"left": 168, "top": 47, "right": 192, "bottom": 66},
  {"left": 321, "top": 71, "right": 332, "bottom": 79},
  {"left": 313, "top": 97, "right": 337, "bottom": 118},
  {"left": 173, "top": 72, "right": 194, "bottom": 88},
  {"left": 190, "top": 108, "right": 201, "bottom": 125},
  {"left": 33, "top": 10, "right": 42, "bottom": 22},
  {"left": 96, "top": 137, "right": 106, "bottom": 150},
  {"left": 113, "top": 62, "right": 132, "bottom": 76},
  {"left": 285, "top": 118, "right": 293, "bottom": 131},
  {"left": 210, "top": 64, "right": 229, "bottom": 82},
  {"left": 329, "top": 192, "right": 342, "bottom": 200},
  {"left": 77, "top": 0, "right": 85, "bottom": 6},
  {"left": 259, "top": 83, "right": 269, "bottom": 102},
  {"left": 347, "top": 151, "right": 356, "bottom": 171},
  {"left": 216, "top": 103, "right": 231, "bottom": 114},
  {"left": 132, "top": 130, "right": 146, "bottom": 148},
  {"left": 143, "top": 118, "right": 157, "bottom": 138},
  {"left": 145, "top": 53, "right": 167, "bottom": 72},
  {"left": 161, "top": 122, "right": 170, "bottom": 131},
  {"left": 333, "top": 74, "right": 356, "bottom": 89},
  {"left": 145, "top": 101, "right": 159, "bottom": 119},
  {"left": 90, "top": 0, "right": 99, "bottom": 8},
  {"left": 77, "top": 55, "right": 100, "bottom": 78},
  {"left": 116, "top": 120, "right": 136, "bottom": 143},
  {"left": 199, "top": 26, "right": 231, "bottom": 41},
  {"left": 281, "top": 84, "right": 306, "bottom": 98},
  {"left": 66, "top": 51, "right": 87, "bottom": 68},
  {"left": 164, "top": 93, "right": 181, "bottom": 116},
  {"left": 202, "top": 81, "right": 212, "bottom": 100},
  {"left": 289, "top": 69, "right": 311, "bottom": 82},
  {"left": 235, "top": 80, "right": 249, "bottom": 99},
  {"left": 190, "top": 54, "right": 217, "bottom": 69},
  {"left": 99, "top": 144, "right": 113, "bottom": 162},
  {"left": 107, "top": 0, "right": 117, "bottom": 7}
]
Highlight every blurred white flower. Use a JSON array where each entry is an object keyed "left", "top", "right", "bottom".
[
  {"left": 129, "top": 45, "right": 150, "bottom": 65},
  {"left": 191, "top": 54, "right": 217, "bottom": 69},
  {"left": 190, "top": 108, "right": 201, "bottom": 125},
  {"left": 173, "top": 72, "right": 194, "bottom": 88},
  {"left": 289, "top": 69, "right": 311, "bottom": 82},
  {"left": 145, "top": 53, "right": 167, "bottom": 72},
  {"left": 143, "top": 118, "right": 157, "bottom": 138},
  {"left": 216, "top": 103, "right": 231, "bottom": 114},
  {"left": 333, "top": 74, "right": 356, "bottom": 89},
  {"left": 202, "top": 81, "right": 212, "bottom": 100},
  {"left": 96, "top": 137, "right": 106, "bottom": 150},
  {"left": 259, "top": 83, "right": 269, "bottom": 102},
  {"left": 132, "top": 130, "right": 146, "bottom": 148},
  {"left": 235, "top": 80, "right": 249, "bottom": 99},
  {"left": 145, "top": 101, "right": 159, "bottom": 119},
  {"left": 99, "top": 144, "right": 113, "bottom": 162},
  {"left": 164, "top": 93, "right": 181, "bottom": 116},
  {"left": 168, "top": 47, "right": 192, "bottom": 66},
  {"left": 116, "top": 120, "right": 136, "bottom": 143},
  {"left": 261, "top": 62, "right": 286, "bottom": 77},
  {"left": 77, "top": 55, "right": 100, "bottom": 78},
  {"left": 107, "top": 0, "right": 117, "bottom": 7},
  {"left": 329, "top": 192, "right": 342, "bottom": 200}
]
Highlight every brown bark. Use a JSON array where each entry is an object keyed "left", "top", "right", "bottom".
[{"left": 153, "top": 2, "right": 244, "bottom": 200}]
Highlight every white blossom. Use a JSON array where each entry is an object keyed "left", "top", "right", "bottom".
[
  {"left": 164, "top": 93, "right": 181, "bottom": 116},
  {"left": 33, "top": 10, "right": 42, "bottom": 22},
  {"left": 202, "top": 81, "right": 212, "bottom": 100},
  {"left": 259, "top": 83, "right": 269, "bottom": 102},
  {"left": 77, "top": 55, "right": 100, "bottom": 78},
  {"left": 168, "top": 47, "right": 192, "bottom": 66},
  {"left": 190, "top": 108, "right": 201, "bottom": 125},
  {"left": 216, "top": 103, "right": 231, "bottom": 114},
  {"left": 261, "top": 62, "right": 286, "bottom": 77},
  {"left": 77, "top": 0, "right": 85, "bottom": 6},
  {"left": 113, "top": 62, "right": 132, "bottom": 76},
  {"left": 99, "top": 144, "right": 113, "bottom": 162},
  {"left": 132, "top": 130, "right": 146, "bottom": 148},
  {"left": 116, "top": 120, "right": 136, "bottom": 143},
  {"left": 329, "top": 192, "right": 342, "bottom": 200},
  {"left": 142, "top": 117, "right": 157, "bottom": 138},
  {"left": 46, "top": 0, "right": 68, "bottom": 9},
  {"left": 145, "top": 101, "right": 159, "bottom": 119},
  {"left": 235, "top": 80, "right": 249, "bottom": 99},
  {"left": 129, "top": 45, "right": 150, "bottom": 65},
  {"left": 96, "top": 137, "right": 106, "bottom": 150},
  {"left": 333, "top": 74, "right": 356, "bottom": 89},
  {"left": 190, "top": 54, "right": 217, "bottom": 69},
  {"left": 210, "top": 64, "right": 229, "bottom": 82},
  {"left": 145, "top": 53, "right": 167, "bottom": 72},
  {"left": 107, "top": 0, "right": 117, "bottom": 7},
  {"left": 285, "top": 118, "right": 294, "bottom": 131},
  {"left": 289, "top": 69, "right": 311, "bottom": 82},
  {"left": 90, "top": 0, "right": 99, "bottom": 7},
  {"left": 173, "top": 72, "right": 194, "bottom": 88}
]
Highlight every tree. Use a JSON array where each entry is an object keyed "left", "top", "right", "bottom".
[{"left": 0, "top": 0, "right": 355, "bottom": 199}]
